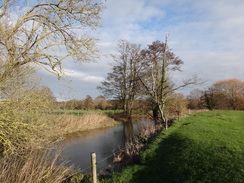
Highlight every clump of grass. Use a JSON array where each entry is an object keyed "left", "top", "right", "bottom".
[
  {"left": 53, "top": 113, "right": 118, "bottom": 135},
  {"left": 0, "top": 149, "right": 73, "bottom": 183}
]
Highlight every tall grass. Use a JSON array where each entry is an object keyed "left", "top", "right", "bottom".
[
  {"left": 0, "top": 149, "right": 72, "bottom": 183},
  {"left": 53, "top": 113, "right": 118, "bottom": 135}
]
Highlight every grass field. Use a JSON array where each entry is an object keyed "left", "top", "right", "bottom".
[
  {"left": 55, "top": 109, "right": 123, "bottom": 115},
  {"left": 101, "top": 111, "right": 244, "bottom": 183}
]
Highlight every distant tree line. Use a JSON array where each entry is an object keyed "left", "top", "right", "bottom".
[
  {"left": 58, "top": 95, "right": 109, "bottom": 110},
  {"left": 57, "top": 94, "right": 188, "bottom": 119},
  {"left": 57, "top": 95, "right": 148, "bottom": 111},
  {"left": 188, "top": 79, "right": 244, "bottom": 110}
]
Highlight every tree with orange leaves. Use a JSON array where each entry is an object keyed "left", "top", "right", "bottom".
[{"left": 212, "top": 79, "right": 244, "bottom": 110}]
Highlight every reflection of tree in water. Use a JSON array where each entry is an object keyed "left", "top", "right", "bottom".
[
  {"left": 123, "top": 119, "right": 156, "bottom": 141},
  {"left": 123, "top": 119, "right": 134, "bottom": 141}
]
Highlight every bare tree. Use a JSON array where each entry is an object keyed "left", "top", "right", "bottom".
[
  {"left": 98, "top": 40, "right": 142, "bottom": 116},
  {"left": 139, "top": 35, "right": 200, "bottom": 129},
  {"left": 0, "top": 0, "right": 103, "bottom": 85}
]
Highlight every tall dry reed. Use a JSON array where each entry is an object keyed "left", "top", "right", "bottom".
[
  {"left": 54, "top": 113, "right": 117, "bottom": 135},
  {"left": 0, "top": 149, "right": 72, "bottom": 183}
]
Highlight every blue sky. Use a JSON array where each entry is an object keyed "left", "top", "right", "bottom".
[{"left": 39, "top": 0, "right": 244, "bottom": 100}]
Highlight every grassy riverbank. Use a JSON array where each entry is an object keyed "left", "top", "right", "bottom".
[{"left": 101, "top": 111, "right": 244, "bottom": 183}]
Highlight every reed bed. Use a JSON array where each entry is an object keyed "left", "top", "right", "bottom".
[
  {"left": 0, "top": 149, "right": 72, "bottom": 183},
  {"left": 53, "top": 113, "right": 118, "bottom": 135}
]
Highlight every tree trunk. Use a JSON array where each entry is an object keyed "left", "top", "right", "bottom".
[
  {"left": 158, "top": 104, "right": 168, "bottom": 130},
  {"left": 152, "top": 104, "right": 159, "bottom": 121}
]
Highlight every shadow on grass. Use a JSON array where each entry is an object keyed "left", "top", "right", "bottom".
[{"left": 107, "top": 132, "right": 243, "bottom": 183}]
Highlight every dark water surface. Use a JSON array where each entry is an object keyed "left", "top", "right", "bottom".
[{"left": 55, "top": 118, "right": 154, "bottom": 173}]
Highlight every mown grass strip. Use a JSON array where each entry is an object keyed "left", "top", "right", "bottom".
[{"left": 101, "top": 111, "right": 244, "bottom": 183}]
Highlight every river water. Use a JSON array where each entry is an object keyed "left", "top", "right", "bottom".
[{"left": 54, "top": 118, "right": 154, "bottom": 173}]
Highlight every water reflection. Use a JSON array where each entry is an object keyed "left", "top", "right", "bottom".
[{"left": 55, "top": 118, "right": 154, "bottom": 173}]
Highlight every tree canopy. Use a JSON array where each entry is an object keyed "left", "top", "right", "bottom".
[{"left": 0, "top": 0, "right": 103, "bottom": 85}]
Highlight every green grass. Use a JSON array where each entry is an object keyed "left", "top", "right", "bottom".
[
  {"left": 101, "top": 111, "right": 244, "bottom": 183},
  {"left": 55, "top": 109, "right": 123, "bottom": 115}
]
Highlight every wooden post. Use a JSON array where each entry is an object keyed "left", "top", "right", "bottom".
[{"left": 91, "top": 152, "right": 97, "bottom": 183}]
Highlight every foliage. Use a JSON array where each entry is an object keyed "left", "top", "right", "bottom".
[
  {"left": 190, "top": 79, "right": 244, "bottom": 110},
  {"left": 83, "top": 95, "right": 95, "bottom": 110},
  {"left": 70, "top": 173, "right": 84, "bottom": 183},
  {"left": 212, "top": 79, "right": 244, "bottom": 110},
  {"left": 203, "top": 87, "right": 217, "bottom": 110},
  {"left": 0, "top": 109, "right": 56, "bottom": 154},
  {"left": 0, "top": 71, "right": 56, "bottom": 154},
  {"left": 101, "top": 111, "right": 244, "bottom": 183}
]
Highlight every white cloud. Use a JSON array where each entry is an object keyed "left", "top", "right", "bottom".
[
  {"left": 64, "top": 69, "right": 104, "bottom": 83},
  {"left": 103, "top": 0, "right": 164, "bottom": 24}
]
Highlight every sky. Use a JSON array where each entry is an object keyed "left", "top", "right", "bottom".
[{"left": 38, "top": 0, "right": 244, "bottom": 100}]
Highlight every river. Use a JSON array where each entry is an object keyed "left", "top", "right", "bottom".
[{"left": 54, "top": 118, "right": 155, "bottom": 173}]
